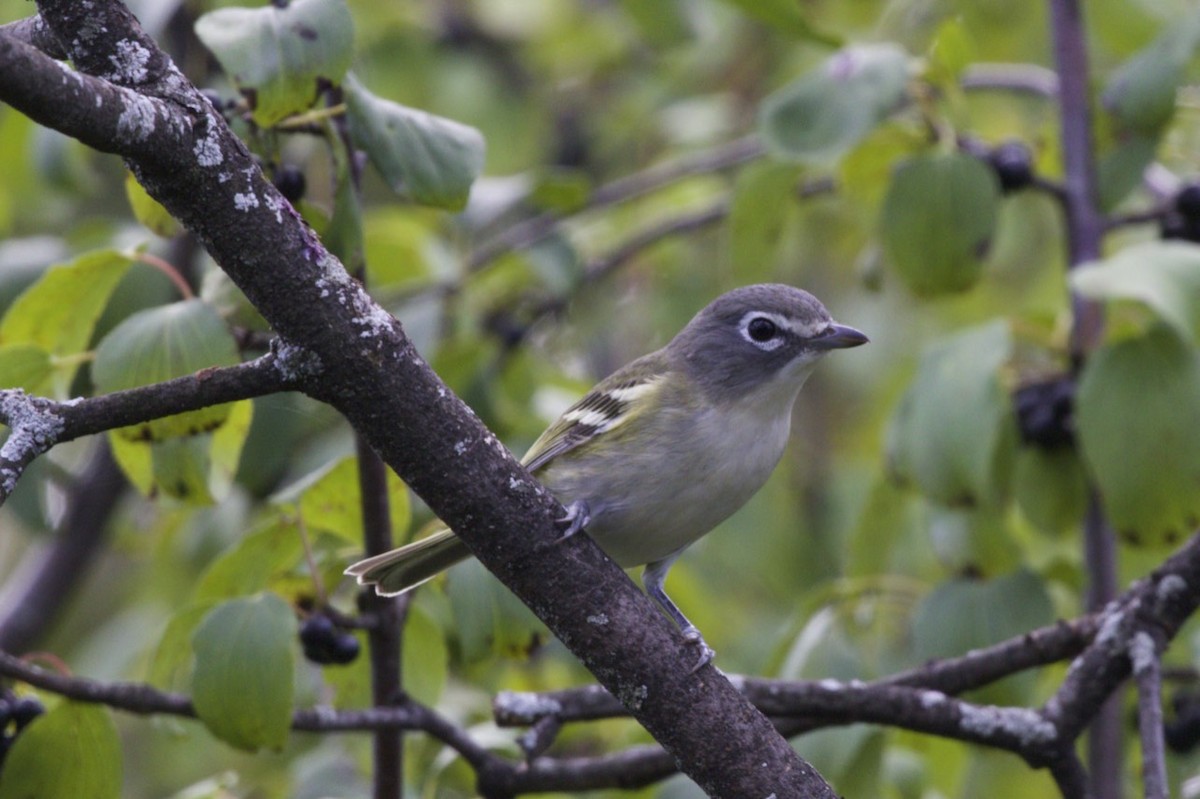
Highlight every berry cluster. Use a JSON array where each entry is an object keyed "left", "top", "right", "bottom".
[
  {"left": 299, "top": 614, "right": 361, "bottom": 666},
  {"left": 1014, "top": 376, "right": 1075, "bottom": 449},
  {"left": 0, "top": 691, "right": 44, "bottom": 767}
]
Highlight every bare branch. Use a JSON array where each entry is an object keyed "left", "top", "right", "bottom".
[
  {"left": 466, "top": 135, "right": 764, "bottom": 273},
  {"left": 1130, "top": 632, "right": 1169, "bottom": 799},
  {"left": 961, "top": 63, "right": 1060, "bottom": 97},
  {"left": 0, "top": 351, "right": 297, "bottom": 504}
]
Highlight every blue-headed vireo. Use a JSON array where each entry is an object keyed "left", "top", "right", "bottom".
[{"left": 347, "top": 284, "right": 868, "bottom": 666}]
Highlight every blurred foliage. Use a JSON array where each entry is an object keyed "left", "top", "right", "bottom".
[{"left": 4, "top": 0, "right": 1200, "bottom": 796}]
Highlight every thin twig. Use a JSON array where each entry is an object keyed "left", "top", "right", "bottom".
[{"left": 1131, "top": 632, "right": 1169, "bottom": 799}]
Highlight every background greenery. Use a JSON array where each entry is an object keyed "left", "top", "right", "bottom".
[{"left": 1, "top": 0, "right": 1200, "bottom": 796}]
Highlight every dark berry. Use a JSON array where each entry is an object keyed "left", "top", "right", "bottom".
[
  {"left": 9, "top": 697, "right": 43, "bottom": 732},
  {"left": 326, "top": 632, "right": 361, "bottom": 665},
  {"left": 988, "top": 141, "right": 1035, "bottom": 193},
  {"left": 273, "top": 165, "right": 306, "bottom": 204},
  {"left": 1160, "top": 211, "right": 1191, "bottom": 241},
  {"left": 1167, "top": 690, "right": 1200, "bottom": 753},
  {"left": 1014, "top": 377, "right": 1075, "bottom": 449},
  {"left": 299, "top": 614, "right": 359, "bottom": 665},
  {"left": 1175, "top": 182, "right": 1200, "bottom": 220}
]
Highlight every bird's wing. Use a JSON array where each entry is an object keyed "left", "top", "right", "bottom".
[{"left": 521, "top": 360, "right": 667, "bottom": 473}]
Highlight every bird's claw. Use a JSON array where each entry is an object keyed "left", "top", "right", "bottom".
[
  {"left": 682, "top": 626, "right": 716, "bottom": 673},
  {"left": 555, "top": 500, "right": 591, "bottom": 541}
]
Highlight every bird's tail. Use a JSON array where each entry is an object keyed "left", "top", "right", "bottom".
[{"left": 345, "top": 528, "right": 472, "bottom": 596}]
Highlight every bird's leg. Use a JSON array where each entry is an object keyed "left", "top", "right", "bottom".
[
  {"left": 555, "top": 499, "right": 592, "bottom": 540},
  {"left": 643, "top": 557, "right": 715, "bottom": 672}
]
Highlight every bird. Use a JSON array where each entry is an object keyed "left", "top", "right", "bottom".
[{"left": 346, "top": 284, "right": 868, "bottom": 668}]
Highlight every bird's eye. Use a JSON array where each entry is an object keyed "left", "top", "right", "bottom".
[{"left": 747, "top": 316, "right": 778, "bottom": 342}]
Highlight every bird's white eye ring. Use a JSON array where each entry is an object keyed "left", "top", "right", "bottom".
[{"left": 739, "top": 312, "right": 787, "bottom": 350}]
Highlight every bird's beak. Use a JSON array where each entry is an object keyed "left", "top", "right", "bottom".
[{"left": 811, "top": 323, "right": 869, "bottom": 350}]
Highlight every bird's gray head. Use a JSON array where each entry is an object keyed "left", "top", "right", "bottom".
[{"left": 668, "top": 284, "right": 868, "bottom": 405}]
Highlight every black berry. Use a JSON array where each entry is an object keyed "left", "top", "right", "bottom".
[
  {"left": 200, "top": 89, "right": 225, "bottom": 111},
  {"left": 988, "top": 141, "right": 1035, "bottom": 193},
  {"left": 1014, "top": 377, "right": 1075, "bottom": 449},
  {"left": 273, "top": 165, "right": 306, "bottom": 204},
  {"left": 1167, "top": 690, "right": 1200, "bottom": 753},
  {"left": 299, "top": 614, "right": 360, "bottom": 665},
  {"left": 1175, "top": 182, "right": 1200, "bottom": 220}
]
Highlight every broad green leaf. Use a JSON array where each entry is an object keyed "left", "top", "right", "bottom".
[
  {"left": 345, "top": 75, "right": 486, "bottom": 211},
  {"left": 1102, "top": 12, "right": 1200, "bottom": 135},
  {"left": 911, "top": 570, "right": 1053, "bottom": 704},
  {"left": 447, "top": 559, "right": 545, "bottom": 663},
  {"left": 194, "top": 0, "right": 355, "bottom": 127},
  {"left": 1013, "top": 447, "right": 1088, "bottom": 536},
  {"left": 1096, "top": 134, "right": 1159, "bottom": 211},
  {"left": 147, "top": 603, "right": 216, "bottom": 692},
  {"left": 926, "top": 17, "right": 976, "bottom": 84},
  {"left": 1071, "top": 241, "right": 1200, "bottom": 344},
  {"left": 208, "top": 398, "right": 254, "bottom": 501},
  {"left": 124, "top": 172, "right": 180, "bottom": 238},
  {"left": 760, "top": 44, "right": 909, "bottom": 165},
  {"left": 1077, "top": 324, "right": 1200, "bottom": 546},
  {"left": 108, "top": 432, "right": 154, "bottom": 496},
  {"left": 195, "top": 520, "right": 305, "bottom": 602},
  {"left": 716, "top": 0, "right": 839, "bottom": 44},
  {"left": 152, "top": 435, "right": 217, "bottom": 504},
  {"left": 0, "top": 702, "right": 121, "bottom": 799},
  {"left": 726, "top": 162, "right": 803, "bottom": 280},
  {"left": 0, "top": 344, "right": 51, "bottom": 393},
  {"left": 191, "top": 593, "right": 296, "bottom": 751},
  {"left": 888, "top": 321, "right": 1015, "bottom": 506},
  {"left": 926, "top": 504, "right": 1021, "bottom": 577},
  {"left": 271, "top": 456, "right": 412, "bottom": 543},
  {"left": 0, "top": 249, "right": 132, "bottom": 396},
  {"left": 879, "top": 151, "right": 999, "bottom": 296},
  {"left": 93, "top": 299, "right": 240, "bottom": 441}
]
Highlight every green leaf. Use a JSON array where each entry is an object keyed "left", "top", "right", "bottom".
[
  {"left": 271, "top": 456, "right": 412, "bottom": 543},
  {"left": 345, "top": 75, "right": 486, "bottom": 211},
  {"left": 208, "top": 398, "right": 255, "bottom": 501},
  {"left": 726, "top": 162, "right": 803, "bottom": 280},
  {"left": 1096, "top": 134, "right": 1159, "bottom": 211},
  {"left": 194, "top": 0, "right": 355, "bottom": 127},
  {"left": 1013, "top": 447, "right": 1088, "bottom": 536},
  {"left": 147, "top": 603, "right": 216, "bottom": 692},
  {"left": 888, "top": 321, "right": 1015, "bottom": 506},
  {"left": 760, "top": 44, "right": 909, "bottom": 165},
  {"left": 124, "top": 172, "right": 180, "bottom": 238},
  {"left": 152, "top": 435, "right": 218, "bottom": 504},
  {"left": 447, "top": 559, "right": 546, "bottom": 662},
  {"left": 1102, "top": 12, "right": 1200, "bottom": 135},
  {"left": 879, "top": 151, "right": 999, "bottom": 296},
  {"left": 0, "top": 249, "right": 132, "bottom": 396},
  {"left": 1076, "top": 323, "right": 1200, "bottom": 546},
  {"left": 911, "top": 570, "right": 1053, "bottom": 705},
  {"left": 0, "top": 344, "right": 51, "bottom": 393},
  {"left": 195, "top": 520, "right": 305, "bottom": 602},
  {"left": 0, "top": 702, "right": 121, "bottom": 799},
  {"left": 93, "top": 299, "right": 240, "bottom": 441},
  {"left": 716, "top": 0, "right": 840, "bottom": 44},
  {"left": 1071, "top": 241, "right": 1200, "bottom": 345},
  {"left": 191, "top": 593, "right": 296, "bottom": 751}
]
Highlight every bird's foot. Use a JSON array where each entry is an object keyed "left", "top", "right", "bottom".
[
  {"left": 681, "top": 625, "right": 716, "bottom": 673},
  {"left": 555, "top": 500, "right": 591, "bottom": 541}
]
